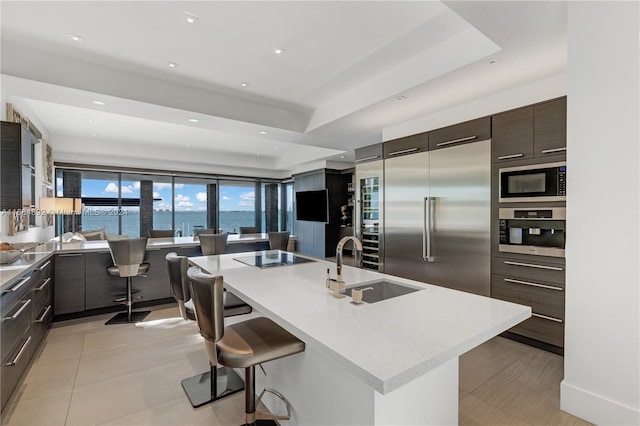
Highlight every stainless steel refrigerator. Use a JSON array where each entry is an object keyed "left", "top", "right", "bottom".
[{"left": 384, "top": 140, "right": 490, "bottom": 296}]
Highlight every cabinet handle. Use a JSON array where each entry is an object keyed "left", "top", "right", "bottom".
[
  {"left": 388, "top": 147, "right": 419, "bottom": 157},
  {"left": 356, "top": 155, "right": 381, "bottom": 163},
  {"left": 3, "top": 299, "right": 31, "bottom": 321},
  {"left": 2, "top": 276, "right": 31, "bottom": 294},
  {"left": 4, "top": 336, "right": 32, "bottom": 367},
  {"left": 435, "top": 135, "right": 477, "bottom": 147},
  {"left": 532, "top": 313, "right": 563, "bottom": 323},
  {"left": 58, "top": 253, "right": 83, "bottom": 257},
  {"left": 35, "top": 277, "right": 51, "bottom": 291},
  {"left": 504, "top": 261, "right": 564, "bottom": 271},
  {"left": 503, "top": 278, "right": 563, "bottom": 291},
  {"left": 35, "top": 260, "right": 52, "bottom": 271},
  {"left": 497, "top": 153, "right": 524, "bottom": 160},
  {"left": 541, "top": 147, "right": 567, "bottom": 154},
  {"left": 35, "top": 305, "right": 52, "bottom": 323}
]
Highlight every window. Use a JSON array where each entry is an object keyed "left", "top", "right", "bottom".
[
  {"left": 120, "top": 174, "right": 141, "bottom": 237},
  {"left": 76, "top": 170, "right": 120, "bottom": 235},
  {"left": 219, "top": 181, "right": 256, "bottom": 233},
  {"left": 174, "top": 177, "right": 211, "bottom": 237},
  {"left": 284, "top": 181, "right": 294, "bottom": 233},
  {"left": 151, "top": 175, "right": 173, "bottom": 233}
]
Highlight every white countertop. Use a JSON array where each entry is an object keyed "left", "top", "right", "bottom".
[{"left": 189, "top": 251, "right": 531, "bottom": 395}]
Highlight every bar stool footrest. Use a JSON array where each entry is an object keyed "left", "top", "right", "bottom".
[{"left": 254, "top": 387, "right": 292, "bottom": 422}]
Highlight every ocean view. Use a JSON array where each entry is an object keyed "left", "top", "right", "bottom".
[{"left": 80, "top": 210, "right": 282, "bottom": 237}]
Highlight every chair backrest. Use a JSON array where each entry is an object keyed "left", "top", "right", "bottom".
[
  {"left": 149, "top": 229, "right": 174, "bottom": 238},
  {"left": 268, "top": 231, "right": 290, "bottom": 251},
  {"left": 187, "top": 267, "right": 225, "bottom": 343},
  {"left": 107, "top": 237, "right": 148, "bottom": 277},
  {"left": 166, "top": 252, "right": 191, "bottom": 321},
  {"left": 239, "top": 226, "right": 259, "bottom": 235},
  {"left": 199, "top": 233, "right": 228, "bottom": 255},
  {"left": 193, "top": 228, "right": 216, "bottom": 240}
]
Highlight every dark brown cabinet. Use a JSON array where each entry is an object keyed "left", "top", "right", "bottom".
[
  {"left": 54, "top": 253, "right": 86, "bottom": 315},
  {"left": 1, "top": 121, "right": 37, "bottom": 211},
  {"left": 383, "top": 132, "right": 428, "bottom": 159},
  {"left": 491, "top": 97, "right": 566, "bottom": 163},
  {"left": 1, "top": 257, "right": 53, "bottom": 412},
  {"left": 491, "top": 255, "right": 565, "bottom": 350},
  {"left": 428, "top": 116, "right": 491, "bottom": 151},
  {"left": 85, "top": 251, "right": 122, "bottom": 310},
  {"left": 355, "top": 143, "right": 383, "bottom": 164}
]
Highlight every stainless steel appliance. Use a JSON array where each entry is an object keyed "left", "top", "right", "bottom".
[
  {"left": 499, "top": 161, "right": 566, "bottom": 203},
  {"left": 355, "top": 160, "right": 383, "bottom": 271},
  {"left": 384, "top": 140, "right": 491, "bottom": 296},
  {"left": 499, "top": 207, "right": 566, "bottom": 257}
]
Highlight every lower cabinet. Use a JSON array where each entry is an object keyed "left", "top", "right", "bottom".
[
  {"left": 54, "top": 253, "right": 86, "bottom": 315},
  {"left": 1, "top": 257, "right": 54, "bottom": 412},
  {"left": 491, "top": 255, "right": 565, "bottom": 349},
  {"left": 85, "top": 251, "right": 122, "bottom": 310}
]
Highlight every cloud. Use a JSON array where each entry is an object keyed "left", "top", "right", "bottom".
[
  {"left": 175, "top": 194, "right": 190, "bottom": 202},
  {"left": 176, "top": 201, "right": 194, "bottom": 207},
  {"left": 104, "top": 182, "right": 119, "bottom": 193},
  {"left": 133, "top": 182, "right": 140, "bottom": 190},
  {"left": 222, "top": 196, "right": 231, "bottom": 201},
  {"left": 153, "top": 191, "right": 161, "bottom": 198},
  {"left": 238, "top": 201, "right": 253, "bottom": 207},
  {"left": 196, "top": 192, "right": 207, "bottom": 202},
  {"left": 240, "top": 191, "right": 255, "bottom": 201}
]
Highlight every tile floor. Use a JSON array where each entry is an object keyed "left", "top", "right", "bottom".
[{"left": 1, "top": 304, "right": 592, "bottom": 425}]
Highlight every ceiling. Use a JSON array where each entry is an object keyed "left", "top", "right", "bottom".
[{"left": 0, "top": 1, "right": 567, "bottom": 179}]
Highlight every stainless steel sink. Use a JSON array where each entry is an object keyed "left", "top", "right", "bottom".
[{"left": 343, "top": 280, "right": 422, "bottom": 303}]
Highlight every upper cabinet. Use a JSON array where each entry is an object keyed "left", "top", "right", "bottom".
[
  {"left": 355, "top": 143, "right": 383, "bottom": 164},
  {"left": 383, "top": 132, "right": 428, "bottom": 159},
  {"left": 428, "top": 116, "right": 491, "bottom": 151},
  {"left": 1, "top": 121, "right": 38, "bottom": 210},
  {"left": 492, "top": 97, "right": 566, "bottom": 163}
]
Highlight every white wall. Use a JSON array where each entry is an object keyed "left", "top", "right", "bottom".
[{"left": 561, "top": 2, "right": 640, "bottom": 425}]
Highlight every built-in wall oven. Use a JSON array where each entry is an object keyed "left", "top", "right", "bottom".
[
  {"left": 499, "top": 207, "right": 566, "bottom": 257},
  {"left": 499, "top": 161, "right": 566, "bottom": 202}
]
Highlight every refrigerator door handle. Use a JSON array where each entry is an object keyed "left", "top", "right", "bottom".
[{"left": 423, "top": 197, "right": 433, "bottom": 262}]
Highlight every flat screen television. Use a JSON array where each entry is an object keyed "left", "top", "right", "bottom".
[{"left": 295, "top": 189, "right": 329, "bottom": 223}]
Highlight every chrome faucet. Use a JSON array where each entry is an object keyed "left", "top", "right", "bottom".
[{"left": 335, "top": 236, "right": 363, "bottom": 284}]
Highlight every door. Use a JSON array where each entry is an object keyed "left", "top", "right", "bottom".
[
  {"left": 383, "top": 151, "right": 429, "bottom": 282},
  {"left": 428, "top": 140, "right": 491, "bottom": 296}
]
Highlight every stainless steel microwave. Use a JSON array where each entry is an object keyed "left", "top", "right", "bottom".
[{"left": 499, "top": 162, "right": 566, "bottom": 202}]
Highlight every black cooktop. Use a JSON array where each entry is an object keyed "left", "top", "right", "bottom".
[{"left": 233, "top": 251, "right": 315, "bottom": 269}]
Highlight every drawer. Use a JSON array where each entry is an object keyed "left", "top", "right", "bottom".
[
  {"left": 32, "top": 303, "right": 53, "bottom": 344},
  {"left": 1, "top": 297, "right": 32, "bottom": 362},
  {"left": 492, "top": 274, "right": 564, "bottom": 320},
  {"left": 492, "top": 256, "right": 565, "bottom": 286},
  {"left": 33, "top": 275, "right": 53, "bottom": 314},
  {"left": 509, "top": 315, "right": 564, "bottom": 348},
  {"left": 1, "top": 330, "right": 35, "bottom": 410}
]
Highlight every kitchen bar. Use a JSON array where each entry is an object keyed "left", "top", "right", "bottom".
[{"left": 189, "top": 250, "right": 531, "bottom": 425}]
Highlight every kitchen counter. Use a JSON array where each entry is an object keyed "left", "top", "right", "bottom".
[
  {"left": 0, "top": 234, "right": 275, "bottom": 290},
  {"left": 189, "top": 250, "right": 530, "bottom": 425}
]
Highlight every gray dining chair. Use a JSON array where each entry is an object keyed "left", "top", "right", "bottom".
[
  {"left": 268, "top": 231, "right": 290, "bottom": 251},
  {"left": 105, "top": 237, "right": 150, "bottom": 324},
  {"left": 166, "top": 252, "right": 251, "bottom": 407},
  {"left": 238, "top": 226, "right": 259, "bottom": 235},
  {"left": 199, "top": 233, "right": 229, "bottom": 256},
  {"left": 148, "top": 229, "right": 175, "bottom": 238}
]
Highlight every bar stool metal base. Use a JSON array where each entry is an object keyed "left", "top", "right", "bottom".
[
  {"left": 105, "top": 310, "right": 150, "bottom": 325},
  {"left": 181, "top": 366, "right": 244, "bottom": 408}
]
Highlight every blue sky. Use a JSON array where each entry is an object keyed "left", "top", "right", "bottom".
[{"left": 61, "top": 178, "right": 256, "bottom": 211}]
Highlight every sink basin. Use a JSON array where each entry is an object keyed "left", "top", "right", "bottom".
[{"left": 343, "top": 280, "right": 422, "bottom": 303}]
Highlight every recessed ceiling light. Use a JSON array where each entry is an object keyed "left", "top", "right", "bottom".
[
  {"left": 68, "top": 33, "right": 84, "bottom": 43},
  {"left": 259, "top": 131, "right": 268, "bottom": 135},
  {"left": 256, "top": 153, "right": 260, "bottom": 156},
  {"left": 93, "top": 100, "right": 106, "bottom": 106},
  {"left": 275, "top": 146, "right": 279, "bottom": 150},
  {"left": 240, "top": 82, "right": 250, "bottom": 87},
  {"left": 92, "top": 133, "right": 97, "bottom": 137},
  {"left": 274, "top": 47, "right": 285, "bottom": 55},
  {"left": 87, "top": 118, "right": 94, "bottom": 122},
  {"left": 187, "top": 145, "right": 191, "bottom": 148},
  {"left": 488, "top": 58, "right": 498, "bottom": 64},
  {"left": 184, "top": 13, "right": 199, "bottom": 24},
  {"left": 341, "top": 156, "right": 345, "bottom": 159},
  {"left": 396, "top": 96, "right": 407, "bottom": 101},
  {"left": 168, "top": 61, "right": 178, "bottom": 68},
  {"left": 188, "top": 118, "right": 199, "bottom": 123}
]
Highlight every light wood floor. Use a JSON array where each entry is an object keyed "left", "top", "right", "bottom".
[{"left": 1, "top": 304, "right": 591, "bottom": 426}]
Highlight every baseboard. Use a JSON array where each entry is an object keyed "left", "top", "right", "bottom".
[
  {"left": 53, "top": 298, "right": 176, "bottom": 322},
  {"left": 561, "top": 380, "right": 640, "bottom": 425},
  {"left": 499, "top": 331, "right": 564, "bottom": 355}
]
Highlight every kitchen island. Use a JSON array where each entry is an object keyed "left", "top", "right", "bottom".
[{"left": 189, "top": 250, "right": 530, "bottom": 425}]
